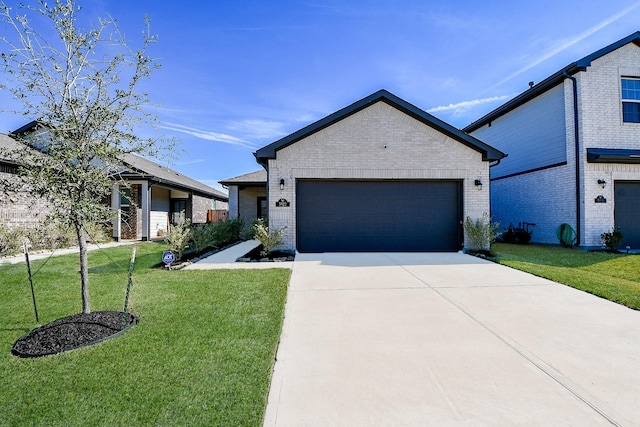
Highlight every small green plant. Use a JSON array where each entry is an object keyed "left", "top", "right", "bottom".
[
  {"left": 600, "top": 228, "right": 623, "bottom": 251},
  {"left": 240, "top": 218, "right": 264, "bottom": 240},
  {"left": 190, "top": 223, "right": 216, "bottom": 253},
  {"left": 214, "top": 218, "right": 243, "bottom": 245},
  {"left": 165, "top": 218, "right": 192, "bottom": 260},
  {"left": 252, "top": 218, "right": 286, "bottom": 257},
  {"left": 463, "top": 213, "right": 501, "bottom": 253},
  {"left": 0, "top": 223, "right": 26, "bottom": 255}
]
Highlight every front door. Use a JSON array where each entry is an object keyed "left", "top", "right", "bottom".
[{"left": 257, "top": 196, "right": 268, "bottom": 219}]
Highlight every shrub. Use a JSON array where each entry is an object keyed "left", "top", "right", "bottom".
[
  {"left": 0, "top": 221, "right": 110, "bottom": 256},
  {"left": 0, "top": 223, "right": 26, "bottom": 255},
  {"left": 214, "top": 218, "right": 243, "bottom": 246},
  {"left": 252, "top": 219, "right": 286, "bottom": 257},
  {"left": 190, "top": 223, "right": 217, "bottom": 253},
  {"left": 601, "top": 228, "right": 623, "bottom": 251},
  {"left": 463, "top": 213, "right": 501, "bottom": 253},
  {"left": 166, "top": 218, "right": 192, "bottom": 260},
  {"left": 240, "top": 218, "right": 264, "bottom": 240}
]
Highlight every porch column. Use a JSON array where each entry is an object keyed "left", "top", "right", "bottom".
[
  {"left": 141, "top": 181, "right": 149, "bottom": 241},
  {"left": 111, "top": 184, "right": 121, "bottom": 241}
]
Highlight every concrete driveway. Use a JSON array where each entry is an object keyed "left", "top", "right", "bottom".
[{"left": 264, "top": 252, "right": 640, "bottom": 426}]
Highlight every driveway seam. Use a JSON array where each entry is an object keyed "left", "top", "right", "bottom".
[{"left": 389, "top": 256, "right": 622, "bottom": 427}]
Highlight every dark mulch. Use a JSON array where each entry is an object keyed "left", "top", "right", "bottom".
[
  {"left": 12, "top": 311, "right": 137, "bottom": 358},
  {"left": 237, "top": 245, "right": 295, "bottom": 262}
]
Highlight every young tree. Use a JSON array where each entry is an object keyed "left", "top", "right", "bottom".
[{"left": 0, "top": 0, "right": 173, "bottom": 313}]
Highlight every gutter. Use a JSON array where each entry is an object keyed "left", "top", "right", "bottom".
[{"left": 563, "top": 72, "right": 581, "bottom": 246}]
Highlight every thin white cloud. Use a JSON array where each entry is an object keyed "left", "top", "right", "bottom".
[
  {"left": 490, "top": 1, "right": 640, "bottom": 90},
  {"left": 226, "top": 119, "right": 288, "bottom": 140},
  {"left": 175, "top": 158, "right": 209, "bottom": 166},
  {"left": 427, "top": 95, "right": 513, "bottom": 114},
  {"left": 159, "top": 122, "right": 256, "bottom": 149}
]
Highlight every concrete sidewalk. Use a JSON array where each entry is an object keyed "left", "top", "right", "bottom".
[
  {"left": 264, "top": 252, "right": 640, "bottom": 426},
  {"left": 0, "top": 240, "right": 138, "bottom": 265}
]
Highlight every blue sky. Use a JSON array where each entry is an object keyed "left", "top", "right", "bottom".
[{"left": 2, "top": 0, "right": 640, "bottom": 191}]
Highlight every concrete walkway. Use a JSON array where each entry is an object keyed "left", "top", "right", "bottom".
[
  {"left": 183, "top": 240, "right": 293, "bottom": 270},
  {"left": 0, "top": 240, "right": 138, "bottom": 265},
  {"left": 264, "top": 252, "right": 640, "bottom": 426}
]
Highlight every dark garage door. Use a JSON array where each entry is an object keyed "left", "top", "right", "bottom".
[
  {"left": 296, "top": 180, "right": 462, "bottom": 252},
  {"left": 615, "top": 181, "right": 640, "bottom": 249}
]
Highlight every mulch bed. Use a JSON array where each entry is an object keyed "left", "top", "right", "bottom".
[
  {"left": 12, "top": 311, "right": 137, "bottom": 358},
  {"left": 236, "top": 245, "right": 295, "bottom": 262}
]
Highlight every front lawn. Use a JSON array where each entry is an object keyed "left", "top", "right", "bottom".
[
  {"left": 492, "top": 243, "right": 640, "bottom": 310},
  {"left": 0, "top": 242, "right": 290, "bottom": 426}
]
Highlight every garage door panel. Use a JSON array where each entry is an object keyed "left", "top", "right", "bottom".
[
  {"left": 615, "top": 181, "right": 640, "bottom": 249},
  {"left": 296, "top": 180, "right": 462, "bottom": 252}
]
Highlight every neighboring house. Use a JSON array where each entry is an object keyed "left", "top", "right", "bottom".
[
  {"left": 0, "top": 125, "right": 228, "bottom": 240},
  {"left": 112, "top": 153, "right": 229, "bottom": 240},
  {"left": 464, "top": 31, "right": 640, "bottom": 249},
  {"left": 0, "top": 133, "right": 50, "bottom": 228},
  {"left": 219, "top": 169, "right": 267, "bottom": 224},
  {"left": 244, "top": 89, "right": 504, "bottom": 252}
]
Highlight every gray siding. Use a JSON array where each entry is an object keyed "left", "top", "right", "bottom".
[
  {"left": 473, "top": 84, "right": 567, "bottom": 179},
  {"left": 151, "top": 187, "right": 170, "bottom": 211}
]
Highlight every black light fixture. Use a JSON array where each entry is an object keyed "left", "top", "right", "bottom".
[
  {"left": 598, "top": 179, "right": 606, "bottom": 189},
  {"left": 280, "top": 178, "right": 285, "bottom": 190},
  {"left": 474, "top": 179, "right": 482, "bottom": 190}
]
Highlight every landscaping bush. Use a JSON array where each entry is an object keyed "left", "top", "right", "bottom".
[
  {"left": 0, "top": 223, "right": 26, "bottom": 255},
  {"left": 214, "top": 217, "right": 243, "bottom": 245},
  {"left": 252, "top": 218, "right": 286, "bottom": 257},
  {"left": 601, "top": 228, "right": 623, "bottom": 251},
  {"left": 240, "top": 218, "right": 263, "bottom": 240},
  {"left": 463, "top": 213, "right": 501, "bottom": 253},
  {"left": 0, "top": 221, "right": 110, "bottom": 256},
  {"left": 187, "top": 218, "right": 244, "bottom": 256},
  {"left": 165, "top": 217, "right": 192, "bottom": 260},
  {"left": 190, "top": 223, "right": 217, "bottom": 253}
]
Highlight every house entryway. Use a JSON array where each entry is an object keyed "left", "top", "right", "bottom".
[{"left": 614, "top": 181, "right": 640, "bottom": 249}]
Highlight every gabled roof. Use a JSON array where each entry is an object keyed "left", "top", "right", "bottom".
[
  {"left": 219, "top": 169, "right": 267, "bottom": 186},
  {"left": 3, "top": 122, "right": 228, "bottom": 201},
  {"left": 120, "top": 153, "right": 228, "bottom": 200},
  {"left": 464, "top": 31, "right": 640, "bottom": 133},
  {"left": 254, "top": 89, "right": 505, "bottom": 164}
]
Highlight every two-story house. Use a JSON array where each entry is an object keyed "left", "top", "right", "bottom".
[{"left": 465, "top": 31, "right": 640, "bottom": 250}]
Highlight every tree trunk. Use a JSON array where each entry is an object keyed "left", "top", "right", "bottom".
[{"left": 76, "top": 223, "right": 91, "bottom": 314}]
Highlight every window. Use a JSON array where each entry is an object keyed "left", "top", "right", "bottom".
[
  {"left": 120, "top": 187, "right": 131, "bottom": 223},
  {"left": 621, "top": 78, "right": 640, "bottom": 123},
  {"left": 0, "top": 163, "right": 18, "bottom": 174},
  {"left": 171, "top": 199, "right": 187, "bottom": 224}
]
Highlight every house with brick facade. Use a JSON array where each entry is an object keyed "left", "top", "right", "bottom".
[
  {"left": 233, "top": 89, "right": 504, "bottom": 252},
  {"left": 219, "top": 169, "right": 267, "bottom": 225},
  {"left": 464, "top": 31, "right": 640, "bottom": 250},
  {"left": 0, "top": 127, "right": 228, "bottom": 240}
]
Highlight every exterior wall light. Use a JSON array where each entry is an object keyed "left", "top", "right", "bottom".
[
  {"left": 598, "top": 179, "right": 606, "bottom": 189},
  {"left": 474, "top": 179, "right": 482, "bottom": 190},
  {"left": 280, "top": 178, "right": 285, "bottom": 190}
]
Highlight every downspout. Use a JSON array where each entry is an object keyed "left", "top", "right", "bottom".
[{"left": 564, "top": 72, "right": 581, "bottom": 246}]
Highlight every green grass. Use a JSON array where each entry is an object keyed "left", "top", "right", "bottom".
[
  {"left": 0, "top": 242, "right": 290, "bottom": 426},
  {"left": 492, "top": 243, "right": 640, "bottom": 310}
]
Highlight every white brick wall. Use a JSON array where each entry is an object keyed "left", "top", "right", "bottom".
[
  {"left": 266, "top": 101, "right": 491, "bottom": 251},
  {"left": 578, "top": 43, "right": 640, "bottom": 247},
  {"left": 473, "top": 42, "right": 640, "bottom": 247}
]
